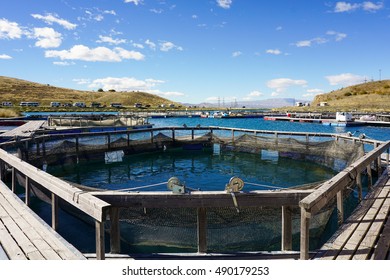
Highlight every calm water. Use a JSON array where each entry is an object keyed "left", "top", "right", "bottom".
[
  {"left": 48, "top": 149, "right": 336, "bottom": 192},
  {"left": 151, "top": 117, "right": 390, "bottom": 142}
]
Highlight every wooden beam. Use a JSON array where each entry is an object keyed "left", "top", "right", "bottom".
[
  {"left": 300, "top": 208, "right": 310, "bottom": 260},
  {"left": 336, "top": 191, "right": 344, "bottom": 225},
  {"left": 109, "top": 207, "right": 121, "bottom": 254},
  {"left": 95, "top": 220, "right": 105, "bottom": 260},
  {"left": 282, "top": 206, "right": 292, "bottom": 251},
  {"left": 93, "top": 190, "right": 313, "bottom": 209},
  {"left": 51, "top": 193, "right": 58, "bottom": 231}
]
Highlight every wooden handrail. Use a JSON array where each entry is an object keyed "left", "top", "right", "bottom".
[{"left": 299, "top": 140, "right": 390, "bottom": 259}]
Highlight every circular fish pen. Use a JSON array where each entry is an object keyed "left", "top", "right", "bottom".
[{"left": 0, "top": 126, "right": 382, "bottom": 257}]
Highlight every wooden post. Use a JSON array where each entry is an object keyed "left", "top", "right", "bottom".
[
  {"left": 197, "top": 207, "right": 207, "bottom": 254},
  {"left": 107, "top": 134, "right": 111, "bottom": 150},
  {"left": 337, "top": 191, "right": 344, "bottom": 225},
  {"left": 191, "top": 129, "right": 194, "bottom": 140},
  {"left": 356, "top": 172, "right": 363, "bottom": 202},
  {"left": 96, "top": 220, "right": 105, "bottom": 260},
  {"left": 75, "top": 136, "right": 79, "bottom": 163},
  {"left": 52, "top": 193, "right": 58, "bottom": 231},
  {"left": 282, "top": 206, "right": 293, "bottom": 251},
  {"left": 127, "top": 132, "right": 130, "bottom": 147},
  {"left": 110, "top": 207, "right": 121, "bottom": 254},
  {"left": 232, "top": 129, "right": 235, "bottom": 143},
  {"left": 150, "top": 131, "right": 154, "bottom": 143},
  {"left": 300, "top": 208, "right": 310, "bottom": 260},
  {"left": 0, "top": 161, "right": 3, "bottom": 181},
  {"left": 25, "top": 176, "right": 30, "bottom": 206},
  {"left": 367, "top": 165, "right": 373, "bottom": 190},
  {"left": 11, "top": 167, "right": 16, "bottom": 193},
  {"left": 172, "top": 129, "right": 175, "bottom": 142}
]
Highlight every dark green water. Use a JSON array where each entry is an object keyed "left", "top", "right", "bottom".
[{"left": 48, "top": 148, "right": 336, "bottom": 192}]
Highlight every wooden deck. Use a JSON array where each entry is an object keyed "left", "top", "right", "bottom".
[
  {"left": 0, "top": 181, "right": 86, "bottom": 260},
  {"left": 0, "top": 121, "right": 46, "bottom": 138},
  {"left": 314, "top": 175, "right": 390, "bottom": 260}
]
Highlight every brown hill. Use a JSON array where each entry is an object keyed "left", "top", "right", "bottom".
[
  {"left": 0, "top": 76, "right": 177, "bottom": 108},
  {"left": 312, "top": 80, "right": 390, "bottom": 112}
]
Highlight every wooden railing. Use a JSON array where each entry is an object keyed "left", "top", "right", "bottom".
[
  {"left": 0, "top": 148, "right": 110, "bottom": 259},
  {"left": 299, "top": 140, "right": 390, "bottom": 259},
  {"left": 0, "top": 126, "right": 384, "bottom": 258}
]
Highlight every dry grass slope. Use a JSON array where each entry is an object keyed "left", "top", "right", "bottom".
[
  {"left": 312, "top": 80, "right": 390, "bottom": 112},
  {"left": 0, "top": 76, "right": 176, "bottom": 107}
]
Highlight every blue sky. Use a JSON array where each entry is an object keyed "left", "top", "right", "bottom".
[{"left": 0, "top": 0, "right": 388, "bottom": 104}]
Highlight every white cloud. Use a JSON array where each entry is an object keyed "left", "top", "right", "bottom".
[
  {"left": 87, "top": 77, "right": 184, "bottom": 98},
  {"left": 217, "top": 0, "right": 233, "bottom": 9},
  {"left": 124, "top": 0, "right": 143, "bottom": 5},
  {"left": 326, "top": 30, "right": 347, "bottom": 41},
  {"left": 53, "top": 61, "right": 75, "bottom": 66},
  {"left": 145, "top": 39, "right": 156, "bottom": 50},
  {"left": 89, "top": 76, "right": 159, "bottom": 91},
  {"left": 232, "top": 51, "right": 242, "bottom": 57},
  {"left": 45, "top": 45, "right": 145, "bottom": 62},
  {"left": 306, "top": 88, "right": 324, "bottom": 94},
  {"left": 31, "top": 13, "right": 77, "bottom": 30},
  {"left": 362, "top": 1, "right": 384, "bottom": 11},
  {"left": 266, "top": 49, "right": 282, "bottom": 55},
  {"left": 0, "top": 18, "right": 23, "bottom": 39},
  {"left": 333, "top": 1, "right": 384, "bottom": 13},
  {"left": 267, "top": 78, "right": 308, "bottom": 95},
  {"left": 294, "top": 31, "right": 346, "bottom": 48},
  {"left": 73, "top": 78, "right": 90, "bottom": 84},
  {"left": 325, "top": 73, "right": 366, "bottom": 86},
  {"left": 132, "top": 43, "right": 144, "bottom": 49},
  {"left": 104, "top": 10, "right": 117, "bottom": 16},
  {"left": 159, "top": 41, "right": 183, "bottom": 52},
  {"left": 334, "top": 2, "right": 360, "bottom": 12},
  {"left": 248, "top": 90, "right": 263, "bottom": 97},
  {"left": 96, "top": 35, "right": 126, "bottom": 45},
  {"left": 33, "top": 27, "right": 62, "bottom": 48},
  {"left": 0, "top": 54, "right": 12, "bottom": 59},
  {"left": 150, "top": 9, "right": 163, "bottom": 14}
]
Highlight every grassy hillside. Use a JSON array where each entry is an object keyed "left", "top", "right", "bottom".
[
  {"left": 311, "top": 80, "right": 390, "bottom": 112},
  {"left": 0, "top": 76, "right": 177, "bottom": 109}
]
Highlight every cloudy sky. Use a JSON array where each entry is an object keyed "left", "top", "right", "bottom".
[{"left": 0, "top": 0, "right": 388, "bottom": 103}]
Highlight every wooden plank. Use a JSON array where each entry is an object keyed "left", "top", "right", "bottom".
[
  {"left": 373, "top": 205, "right": 390, "bottom": 259},
  {"left": 0, "top": 202, "right": 45, "bottom": 259},
  {"left": 282, "top": 206, "right": 293, "bottom": 251},
  {"left": 93, "top": 189, "right": 313, "bottom": 209},
  {"left": 336, "top": 186, "right": 389, "bottom": 260},
  {"left": 0, "top": 121, "right": 46, "bottom": 138},
  {"left": 353, "top": 186, "right": 390, "bottom": 259},
  {"left": 317, "top": 184, "right": 385, "bottom": 260},
  {"left": 0, "top": 219, "right": 26, "bottom": 260},
  {"left": 0, "top": 182, "right": 85, "bottom": 259}
]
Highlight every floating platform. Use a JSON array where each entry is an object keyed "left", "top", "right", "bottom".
[{"left": 264, "top": 116, "right": 390, "bottom": 127}]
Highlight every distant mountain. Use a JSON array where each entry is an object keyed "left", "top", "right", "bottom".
[{"left": 186, "top": 98, "right": 308, "bottom": 109}]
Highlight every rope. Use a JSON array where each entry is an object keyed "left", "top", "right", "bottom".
[
  {"left": 116, "top": 181, "right": 168, "bottom": 192},
  {"left": 244, "top": 181, "right": 285, "bottom": 190}
]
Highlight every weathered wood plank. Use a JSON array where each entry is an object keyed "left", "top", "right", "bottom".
[
  {"left": 93, "top": 190, "right": 313, "bottom": 208},
  {"left": 353, "top": 186, "right": 390, "bottom": 259},
  {"left": 336, "top": 186, "right": 388, "bottom": 260},
  {"left": 316, "top": 183, "right": 385, "bottom": 260},
  {"left": 373, "top": 201, "right": 390, "bottom": 260},
  {"left": 0, "top": 181, "right": 85, "bottom": 259},
  {"left": 0, "top": 121, "right": 46, "bottom": 138},
  {"left": 0, "top": 219, "right": 26, "bottom": 260}
]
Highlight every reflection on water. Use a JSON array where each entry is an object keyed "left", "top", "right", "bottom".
[{"left": 48, "top": 148, "right": 336, "bottom": 191}]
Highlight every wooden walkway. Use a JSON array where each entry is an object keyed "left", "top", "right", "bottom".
[
  {"left": 0, "top": 181, "right": 86, "bottom": 260},
  {"left": 314, "top": 175, "right": 390, "bottom": 260},
  {"left": 0, "top": 121, "right": 46, "bottom": 138}
]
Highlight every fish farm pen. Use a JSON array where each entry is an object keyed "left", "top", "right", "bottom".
[{"left": 0, "top": 126, "right": 389, "bottom": 259}]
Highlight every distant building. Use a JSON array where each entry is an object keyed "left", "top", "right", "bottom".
[
  {"left": 50, "top": 102, "right": 61, "bottom": 107},
  {"left": 295, "top": 102, "right": 303, "bottom": 107},
  {"left": 1, "top": 101, "right": 13, "bottom": 107},
  {"left": 319, "top": 102, "right": 328, "bottom": 107}
]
